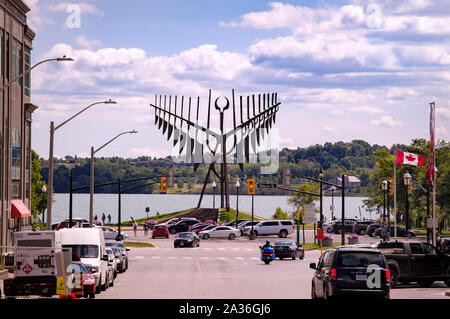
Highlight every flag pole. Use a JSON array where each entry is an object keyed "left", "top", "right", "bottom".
[
  {"left": 431, "top": 102, "right": 436, "bottom": 246},
  {"left": 394, "top": 146, "right": 397, "bottom": 241}
]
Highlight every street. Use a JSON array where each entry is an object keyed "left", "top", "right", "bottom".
[{"left": 96, "top": 231, "right": 449, "bottom": 299}]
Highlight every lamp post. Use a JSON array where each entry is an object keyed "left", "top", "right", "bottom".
[
  {"left": 89, "top": 130, "right": 138, "bottom": 227},
  {"left": 382, "top": 180, "right": 388, "bottom": 241},
  {"left": 46, "top": 99, "right": 117, "bottom": 230},
  {"left": 41, "top": 185, "right": 47, "bottom": 225},
  {"left": 319, "top": 170, "right": 324, "bottom": 225},
  {"left": 403, "top": 172, "right": 411, "bottom": 235},
  {"left": 330, "top": 186, "right": 336, "bottom": 220},
  {"left": 235, "top": 179, "right": 240, "bottom": 229},
  {"left": 1, "top": 56, "right": 73, "bottom": 92},
  {"left": 212, "top": 181, "right": 216, "bottom": 210}
]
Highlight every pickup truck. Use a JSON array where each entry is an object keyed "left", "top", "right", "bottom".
[{"left": 375, "top": 241, "right": 450, "bottom": 287}]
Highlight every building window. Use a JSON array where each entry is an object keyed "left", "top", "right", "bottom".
[
  {"left": 0, "top": 34, "right": 3, "bottom": 77},
  {"left": 12, "top": 128, "right": 21, "bottom": 199},
  {"left": 12, "top": 43, "right": 22, "bottom": 85},
  {"left": 24, "top": 51, "right": 31, "bottom": 97},
  {"left": 25, "top": 123, "right": 30, "bottom": 200}
]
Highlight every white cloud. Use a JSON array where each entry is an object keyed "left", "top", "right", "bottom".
[
  {"left": 126, "top": 147, "right": 168, "bottom": 159},
  {"left": 370, "top": 115, "right": 403, "bottom": 127},
  {"left": 322, "top": 126, "right": 339, "bottom": 133},
  {"left": 436, "top": 107, "right": 450, "bottom": 120},
  {"left": 23, "top": 0, "right": 55, "bottom": 31},
  {"left": 347, "top": 105, "right": 385, "bottom": 114},
  {"left": 47, "top": 2, "right": 104, "bottom": 16},
  {"left": 74, "top": 35, "right": 102, "bottom": 50}
]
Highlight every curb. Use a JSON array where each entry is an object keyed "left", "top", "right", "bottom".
[{"left": 445, "top": 290, "right": 450, "bottom": 297}]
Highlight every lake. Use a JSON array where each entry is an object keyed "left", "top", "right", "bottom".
[{"left": 47, "top": 193, "right": 378, "bottom": 225}]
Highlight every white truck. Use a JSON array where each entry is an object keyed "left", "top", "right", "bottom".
[{"left": 3, "top": 231, "right": 72, "bottom": 298}]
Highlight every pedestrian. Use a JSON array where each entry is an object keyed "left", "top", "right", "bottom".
[
  {"left": 133, "top": 220, "right": 138, "bottom": 237},
  {"left": 107, "top": 214, "right": 111, "bottom": 225},
  {"left": 94, "top": 214, "right": 98, "bottom": 221},
  {"left": 144, "top": 222, "right": 149, "bottom": 236},
  {"left": 436, "top": 233, "right": 442, "bottom": 251},
  {"left": 102, "top": 213, "right": 106, "bottom": 225}
]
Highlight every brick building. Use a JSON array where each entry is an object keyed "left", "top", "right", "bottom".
[{"left": 0, "top": 0, "right": 37, "bottom": 263}]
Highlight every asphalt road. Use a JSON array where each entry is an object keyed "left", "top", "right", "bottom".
[{"left": 97, "top": 231, "right": 449, "bottom": 299}]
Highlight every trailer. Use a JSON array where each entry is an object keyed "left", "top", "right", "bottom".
[{"left": 3, "top": 231, "right": 72, "bottom": 298}]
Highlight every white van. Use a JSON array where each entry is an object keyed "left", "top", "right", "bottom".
[{"left": 59, "top": 228, "right": 108, "bottom": 293}]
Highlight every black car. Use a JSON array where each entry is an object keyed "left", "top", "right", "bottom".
[
  {"left": 168, "top": 219, "right": 200, "bottom": 234},
  {"left": 310, "top": 247, "right": 391, "bottom": 299},
  {"left": 353, "top": 220, "right": 376, "bottom": 235},
  {"left": 225, "top": 219, "right": 250, "bottom": 227},
  {"left": 174, "top": 232, "right": 200, "bottom": 248},
  {"left": 366, "top": 224, "right": 381, "bottom": 237},
  {"left": 274, "top": 241, "right": 305, "bottom": 260},
  {"left": 373, "top": 226, "right": 416, "bottom": 238},
  {"left": 442, "top": 238, "right": 450, "bottom": 254}
]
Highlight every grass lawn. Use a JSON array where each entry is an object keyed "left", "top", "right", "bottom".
[
  {"left": 124, "top": 242, "right": 155, "bottom": 248},
  {"left": 219, "top": 208, "right": 265, "bottom": 223},
  {"left": 300, "top": 242, "right": 341, "bottom": 251}
]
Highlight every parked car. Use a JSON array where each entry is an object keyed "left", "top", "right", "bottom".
[
  {"left": 310, "top": 247, "right": 391, "bottom": 299},
  {"left": 373, "top": 226, "right": 416, "bottom": 239},
  {"left": 111, "top": 247, "right": 126, "bottom": 273},
  {"left": 353, "top": 220, "right": 376, "bottom": 235},
  {"left": 174, "top": 232, "right": 200, "bottom": 248},
  {"left": 374, "top": 241, "right": 450, "bottom": 287},
  {"left": 152, "top": 225, "right": 170, "bottom": 238},
  {"left": 442, "top": 238, "right": 450, "bottom": 254},
  {"left": 68, "top": 259, "right": 96, "bottom": 299},
  {"left": 105, "top": 240, "right": 129, "bottom": 272},
  {"left": 243, "top": 220, "right": 294, "bottom": 238},
  {"left": 237, "top": 221, "right": 260, "bottom": 235},
  {"left": 193, "top": 224, "right": 217, "bottom": 235},
  {"left": 331, "top": 219, "right": 358, "bottom": 234},
  {"left": 199, "top": 226, "right": 241, "bottom": 240},
  {"left": 106, "top": 248, "right": 118, "bottom": 281},
  {"left": 56, "top": 218, "right": 89, "bottom": 230},
  {"left": 158, "top": 217, "right": 181, "bottom": 227},
  {"left": 366, "top": 224, "right": 381, "bottom": 237},
  {"left": 98, "top": 226, "right": 128, "bottom": 241},
  {"left": 274, "top": 241, "right": 305, "bottom": 260},
  {"left": 189, "top": 222, "right": 212, "bottom": 232},
  {"left": 225, "top": 219, "right": 250, "bottom": 228},
  {"left": 60, "top": 228, "right": 109, "bottom": 294},
  {"left": 323, "top": 221, "right": 338, "bottom": 233},
  {"left": 168, "top": 219, "right": 200, "bottom": 234}
]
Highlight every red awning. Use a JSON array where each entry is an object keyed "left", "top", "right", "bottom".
[{"left": 11, "top": 200, "right": 32, "bottom": 218}]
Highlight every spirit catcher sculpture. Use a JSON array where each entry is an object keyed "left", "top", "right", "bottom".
[{"left": 150, "top": 89, "right": 281, "bottom": 211}]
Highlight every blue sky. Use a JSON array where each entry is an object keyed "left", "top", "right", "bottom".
[{"left": 25, "top": 0, "right": 450, "bottom": 159}]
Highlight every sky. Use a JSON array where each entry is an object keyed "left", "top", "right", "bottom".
[{"left": 25, "top": 0, "right": 450, "bottom": 159}]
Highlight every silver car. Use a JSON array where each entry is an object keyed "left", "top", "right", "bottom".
[{"left": 98, "top": 226, "right": 128, "bottom": 241}]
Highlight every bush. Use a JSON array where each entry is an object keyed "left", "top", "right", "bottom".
[{"left": 273, "top": 207, "right": 289, "bottom": 220}]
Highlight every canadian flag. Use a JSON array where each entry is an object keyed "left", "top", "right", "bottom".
[{"left": 396, "top": 150, "right": 425, "bottom": 166}]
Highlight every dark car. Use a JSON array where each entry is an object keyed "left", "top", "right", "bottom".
[
  {"left": 373, "top": 226, "right": 416, "bottom": 239},
  {"left": 366, "top": 224, "right": 381, "bottom": 237},
  {"left": 174, "top": 232, "right": 200, "bottom": 248},
  {"left": 310, "top": 247, "right": 391, "bottom": 299},
  {"left": 168, "top": 219, "right": 200, "bottom": 234},
  {"left": 442, "top": 238, "right": 450, "bottom": 254},
  {"left": 274, "top": 241, "right": 305, "bottom": 260},
  {"left": 193, "top": 224, "right": 217, "bottom": 235},
  {"left": 225, "top": 219, "right": 250, "bottom": 228},
  {"left": 331, "top": 219, "right": 358, "bottom": 234},
  {"left": 353, "top": 220, "right": 376, "bottom": 235}
]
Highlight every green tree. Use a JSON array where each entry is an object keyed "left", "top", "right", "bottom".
[
  {"left": 273, "top": 207, "right": 289, "bottom": 220},
  {"left": 288, "top": 182, "right": 320, "bottom": 207},
  {"left": 31, "top": 150, "right": 47, "bottom": 222}
]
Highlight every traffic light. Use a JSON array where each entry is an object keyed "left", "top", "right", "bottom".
[
  {"left": 247, "top": 178, "right": 255, "bottom": 195},
  {"left": 160, "top": 177, "right": 168, "bottom": 193},
  {"left": 389, "top": 179, "right": 394, "bottom": 196}
]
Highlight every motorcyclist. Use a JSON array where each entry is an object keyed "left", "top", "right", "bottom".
[{"left": 262, "top": 240, "right": 272, "bottom": 249}]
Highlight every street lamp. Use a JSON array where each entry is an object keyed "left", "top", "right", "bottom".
[
  {"left": 381, "top": 180, "right": 388, "bottom": 241},
  {"left": 330, "top": 186, "right": 336, "bottom": 220},
  {"left": 212, "top": 181, "right": 217, "bottom": 210},
  {"left": 403, "top": 172, "right": 411, "bottom": 234},
  {"left": 89, "top": 130, "right": 138, "bottom": 227},
  {"left": 319, "top": 170, "right": 324, "bottom": 226},
  {"left": 235, "top": 178, "right": 240, "bottom": 229},
  {"left": 41, "top": 185, "right": 47, "bottom": 225},
  {"left": 46, "top": 99, "right": 117, "bottom": 230},
  {"left": 0, "top": 56, "right": 73, "bottom": 92}
]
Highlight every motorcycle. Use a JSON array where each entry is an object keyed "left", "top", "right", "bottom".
[{"left": 260, "top": 245, "right": 275, "bottom": 265}]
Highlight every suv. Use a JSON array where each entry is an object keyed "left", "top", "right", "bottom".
[
  {"left": 168, "top": 219, "right": 200, "bottom": 234},
  {"left": 331, "top": 219, "right": 358, "bottom": 234},
  {"left": 353, "top": 220, "right": 376, "bottom": 235},
  {"left": 310, "top": 247, "right": 391, "bottom": 299},
  {"left": 243, "top": 220, "right": 294, "bottom": 238}
]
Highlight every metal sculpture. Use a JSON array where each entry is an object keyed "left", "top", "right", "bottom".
[{"left": 150, "top": 89, "right": 281, "bottom": 211}]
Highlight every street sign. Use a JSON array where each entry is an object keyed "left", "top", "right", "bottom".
[
  {"left": 317, "top": 228, "right": 324, "bottom": 240},
  {"left": 427, "top": 218, "right": 437, "bottom": 228},
  {"left": 303, "top": 204, "right": 316, "bottom": 224}
]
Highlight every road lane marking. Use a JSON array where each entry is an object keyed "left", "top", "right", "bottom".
[
  {"left": 217, "top": 257, "right": 226, "bottom": 260},
  {"left": 218, "top": 248, "right": 226, "bottom": 250},
  {"left": 245, "top": 249, "right": 254, "bottom": 251},
  {"left": 232, "top": 248, "right": 240, "bottom": 251},
  {"left": 202, "top": 248, "right": 212, "bottom": 250},
  {"left": 151, "top": 256, "right": 161, "bottom": 259},
  {"left": 135, "top": 256, "right": 144, "bottom": 259},
  {"left": 183, "top": 257, "right": 193, "bottom": 260},
  {"left": 199, "top": 257, "right": 209, "bottom": 260},
  {"left": 168, "top": 256, "right": 178, "bottom": 259}
]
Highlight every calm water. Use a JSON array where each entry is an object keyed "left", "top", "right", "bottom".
[{"left": 47, "top": 194, "right": 376, "bottom": 225}]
